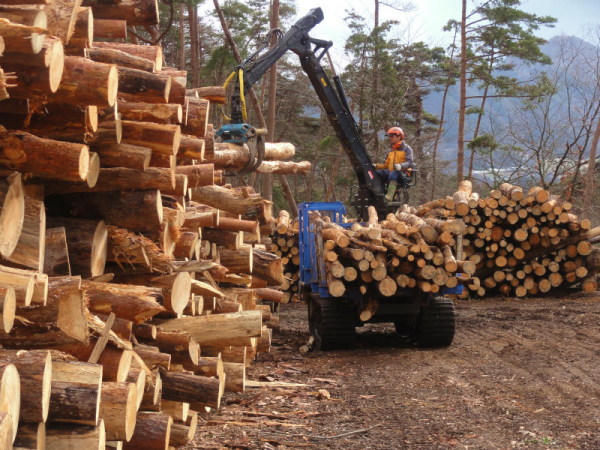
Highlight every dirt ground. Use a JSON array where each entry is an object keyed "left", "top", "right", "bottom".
[{"left": 189, "top": 291, "right": 600, "bottom": 449}]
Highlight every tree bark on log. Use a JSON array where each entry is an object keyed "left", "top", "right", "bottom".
[
  {"left": 51, "top": 56, "right": 118, "bottom": 107},
  {"left": 178, "top": 134, "right": 205, "bottom": 160},
  {"left": 46, "top": 217, "right": 107, "bottom": 278},
  {"left": 0, "top": 131, "right": 90, "bottom": 182},
  {"left": 117, "top": 101, "right": 182, "bottom": 124},
  {"left": 122, "top": 411, "right": 171, "bottom": 450},
  {"left": 161, "top": 370, "right": 223, "bottom": 409},
  {"left": 87, "top": 46, "right": 154, "bottom": 72},
  {"left": 24, "top": 103, "right": 97, "bottom": 144},
  {"left": 83, "top": 0, "right": 159, "bottom": 26},
  {"left": 93, "top": 18, "right": 127, "bottom": 39},
  {"left": 120, "top": 121, "right": 180, "bottom": 156},
  {"left": 91, "top": 41, "right": 162, "bottom": 70},
  {"left": 116, "top": 66, "right": 170, "bottom": 104},
  {"left": 91, "top": 142, "right": 151, "bottom": 170},
  {"left": 190, "top": 185, "right": 265, "bottom": 216},
  {"left": 0, "top": 7, "right": 47, "bottom": 53},
  {"left": 156, "top": 310, "right": 262, "bottom": 345},
  {"left": 14, "top": 421, "right": 45, "bottom": 450},
  {"left": 46, "top": 190, "right": 163, "bottom": 236},
  {"left": 182, "top": 98, "right": 209, "bottom": 137},
  {"left": 44, "top": 0, "right": 83, "bottom": 45},
  {"left": 45, "top": 420, "right": 105, "bottom": 450},
  {"left": 0, "top": 349, "right": 51, "bottom": 423},
  {"left": 81, "top": 280, "right": 165, "bottom": 323},
  {"left": 44, "top": 227, "right": 71, "bottom": 276},
  {"left": 252, "top": 248, "right": 283, "bottom": 285},
  {"left": 99, "top": 381, "right": 137, "bottom": 441}
]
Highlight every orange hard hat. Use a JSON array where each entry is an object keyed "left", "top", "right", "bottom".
[{"left": 386, "top": 127, "right": 404, "bottom": 138}]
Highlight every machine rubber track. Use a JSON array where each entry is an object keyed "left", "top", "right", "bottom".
[
  {"left": 313, "top": 297, "right": 355, "bottom": 350},
  {"left": 416, "top": 296, "right": 456, "bottom": 348}
]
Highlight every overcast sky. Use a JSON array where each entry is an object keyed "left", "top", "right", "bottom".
[{"left": 293, "top": 0, "right": 599, "bottom": 61}]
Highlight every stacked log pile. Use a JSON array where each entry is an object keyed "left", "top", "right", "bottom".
[
  {"left": 415, "top": 181, "right": 599, "bottom": 298},
  {"left": 0, "top": 1, "right": 296, "bottom": 448},
  {"left": 315, "top": 205, "right": 469, "bottom": 319},
  {"left": 268, "top": 210, "right": 301, "bottom": 303},
  {"left": 316, "top": 183, "right": 597, "bottom": 310}
]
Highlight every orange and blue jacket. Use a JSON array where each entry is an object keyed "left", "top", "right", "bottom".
[{"left": 375, "top": 142, "right": 414, "bottom": 170}]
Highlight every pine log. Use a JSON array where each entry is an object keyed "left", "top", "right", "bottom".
[
  {"left": 51, "top": 56, "right": 118, "bottom": 107},
  {"left": 182, "top": 97, "right": 209, "bottom": 137},
  {"left": 117, "top": 101, "right": 182, "bottom": 124},
  {"left": 157, "top": 310, "right": 262, "bottom": 345},
  {"left": 99, "top": 381, "right": 137, "bottom": 441},
  {"left": 161, "top": 370, "right": 223, "bottom": 409},
  {"left": 46, "top": 217, "right": 107, "bottom": 278},
  {"left": 2, "top": 35, "right": 64, "bottom": 94},
  {"left": 452, "top": 180, "right": 472, "bottom": 216},
  {"left": 93, "top": 18, "right": 127, "bottom": 39},
  {"left": 160, "top": 399, "right": 188, "bottom": 422},
  {"left": 193, "top": 85, "right": 225, "bottom": 103},
  {"left": 122, "top": 412, "right": 171, "bottom": 450},
  {"left": 119, "top": 121, "right": 180, "bottom": 156},
  {"left": 151, "top": 331, "right": 199, "bottom": 366},
  {"left": 0, "top": 349, "right": 51, "bottom": 423},
  {"left": 116, "top": 66, "right": 170, "bottom": 103},
  {"left": 0, "top": 130, "right": 90, "bottom": 182},
  {"left": 24, "top": 103, "right": 97, "bottom": 143},
  {"left": 43, "top": 0, "right": 82, "bottom": 45},
  {"left": 0, "top": 287, "right": 14, "bottom": 333},
  {"left": 256, "top": 160, "right": 311, "bottom": 175},
  {"left": 0, "top": 264, "right": 36, "bottom": 306},
  {"left": 82, "top": 280, "right": 165, "bottom": 323},
  {"left": 190, "top": 185, "right": 265, "bottom": 216},
  {"left": 0, "top": 362, "right": 20, "bottom": 441},
  {"left": 66, "top": 6, "right": 93, "bottom": 52},
  {"left": 46, "top": 190, "right": 163, "bottom": 236},
  {"left": 169, "top": 418, "right": 193, "bottom": 447},
  {"left": 92, "top": 142, "right": 151, "bottom": 170},
  {"left": 84, "top": 0, "right": 159, "bottom": 26},
  {"left": 176, "top": 135, "right": 203, "bottom": 162},
  {"left": 87, "top": 46, "right": 154, "bottom": 72},
  {"left": 44, "top": 227, "right": 71, "bottom": 276},
  {"left": 252, "top": 248, "right": 283, "bottom": 285},
  {"left": 45, "top": 167, "right": 183, "bottom": 196},
  {"left": 14, "top": 421, "right": 45, "bottom": 450},
  {"left": 223, "top": 361, "right": 245, "bottom": 393},
  {"left": 91, "top": 41, "right": 162, "bottom": 70},
  {"left": 125, "top": 366, "right": 145, "bottom": 411},
  {"left": 46, "top": 420, "right": 105, "bottom": 450},
  {"left": 49, "top": 360, "right": 102, "bottom": 426},
  {"left": 133, "top": 344, "right": 170, "bottom": 372},
  {"left": 0, "top": 172, "right": 24, "bottom": 258},
  {"left": 173, "top": 230, "right": 199, "bottom": 259},
  {"left": 0, "top": 7, "right": 46, "bottom": 53}
]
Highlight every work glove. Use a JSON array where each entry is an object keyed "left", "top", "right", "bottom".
[{"left": 394, "top": 162, "right": 412, "bottom": 171}]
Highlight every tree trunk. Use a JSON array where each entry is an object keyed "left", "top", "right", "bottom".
[
  {"left": 91, "top": 142, "right": 151, "bottom": 170},
  {"left": 161, "top": 370, "right": 223, "bottom": 409},
  {"left": 93, "top": 18, "right": 127, "bottom": 39},
  {"left": 182, "top": 98, "right": 208, "bottom": 137},
  {"left": 116, "top": 66, "right": 171, "bottom": 103}
]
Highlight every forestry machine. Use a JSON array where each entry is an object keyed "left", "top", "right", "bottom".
[{"left": 219, "top": 8, "right": 457, "bottom": 350}]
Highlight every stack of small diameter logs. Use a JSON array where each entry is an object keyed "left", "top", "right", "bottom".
[
  {"left": 416, "top": 181, "right": 599, "bottom": 298},
  {"left": 317, "top": 205, "right": 470, "bottom": 319},
  {"left": 0, "top": 1, "right": 298, "bottom": 448},
  {"left": 269, "top": 210, "right": 302, "bottom": 303}
]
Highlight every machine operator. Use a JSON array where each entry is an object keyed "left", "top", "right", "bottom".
[{"left": 375, "top": 127, "right": 414, "bottom": 201}]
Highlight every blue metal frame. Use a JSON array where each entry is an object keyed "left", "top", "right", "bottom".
[{"left": 298, "top": 202, "right": 347, "bottom": 297}]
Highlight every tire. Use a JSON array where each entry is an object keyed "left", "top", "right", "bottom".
[
  {"left": 416, "top": 296, "right": 456, "bottom": 348},
  {"left": 308, "top": 296, "right": 355, "bottom": 350}
]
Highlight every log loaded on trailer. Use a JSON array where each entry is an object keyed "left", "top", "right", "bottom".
[{"left": 219, "top": 8, "right": 457, "bottom": 350}]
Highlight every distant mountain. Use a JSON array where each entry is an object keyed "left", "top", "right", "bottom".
[{"left": 423, "top": 35, "right": 599, "bottom": 174}]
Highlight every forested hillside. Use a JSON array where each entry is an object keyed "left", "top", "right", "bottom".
[{"left": 151, "top": 0, "right": 599, "bottom": 222}]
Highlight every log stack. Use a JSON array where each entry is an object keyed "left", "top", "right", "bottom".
[
  {"left": 268, "top": 210, "right": 301, "bottom": 303},
  {"left": 0, "top": 2, "right": 291, "bottom": 448},
  {"left": 415, "top": 181, "right": 599, "bottom": 298}
]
